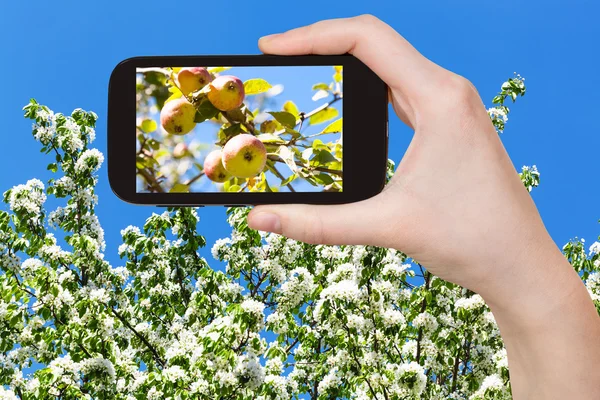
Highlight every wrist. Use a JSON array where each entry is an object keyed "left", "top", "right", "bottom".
[
  {"left": 481, "top": 240, "right": 600, "bottom": 398},
  {"left": 481, "top": 235, "right": 584, "bottom": 330}
]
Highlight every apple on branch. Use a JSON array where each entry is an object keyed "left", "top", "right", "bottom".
[
  {"left": 206, "top": 75, "right": 245, "bottom": 111},
  {"left": 177, "top": 67, "right": 212, "bottom": 95},
  {"left": 160, "top": 98, "right": 196, "bottom": 135},
  {"left": 222, "top": 134, "right": 267, "bottom": 178},
  {"left": 203, "top": 150, "right": 231, "bottom": 183}
]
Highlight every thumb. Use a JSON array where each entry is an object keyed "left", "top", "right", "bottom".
[{"left": 247, "top": 196, "right": 392, "bottom": 246}]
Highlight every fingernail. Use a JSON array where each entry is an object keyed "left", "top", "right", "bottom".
[
  {"left": 259, "top": 33, "right": 281, "bottom": 42},
  {"left": 249, "top": 212, "right": 281, "bottom": 234}
]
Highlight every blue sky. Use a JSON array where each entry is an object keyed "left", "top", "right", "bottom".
[
  {"left": 136, "top": 66, "right": 342, "bottom": 193},
  {"left": 1, "top": 0, "right": 599, "bottom": 271}
]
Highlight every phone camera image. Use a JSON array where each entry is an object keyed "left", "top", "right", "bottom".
[{"left": 135, "top": 66, "right": 343, "bottom": 194}]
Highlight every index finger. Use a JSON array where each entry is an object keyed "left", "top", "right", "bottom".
[{"left": 259, "top": 15, "right": 445, "bottom": 100}]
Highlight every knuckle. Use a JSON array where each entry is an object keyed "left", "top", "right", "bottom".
[
  {"left": 353, "top": 14, "right": 381, "bottom": 26},
  {"left": 303, "top": 213, "right": 326, "bottom": 245},
  {"left": 424, "top": 74, "right": 484, "bottom": 122},
  {"left": 444, "top": 75, "right": 479, "bottom": 104}
]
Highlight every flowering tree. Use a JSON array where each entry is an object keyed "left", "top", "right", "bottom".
[{"left": 0, "top": 76, "right": 599, "bottom": 400}]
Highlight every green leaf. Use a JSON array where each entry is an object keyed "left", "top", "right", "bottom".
[
  {"left": 170, "top": 184, "right": 189, "bottom": 193},
  {"left": 280, "top": 173, "right": 297, "bottom": 187},
  {"left": 312, "top": 83, "right": 330, "bottom": 91},
  {"left": 244, "top": 79, "right": 272, "bottom": 95},
  {"left": 309, "top": 108, "right": 339, "bottom": 125},
  {"left": 228, "top": 184, "right": 242, "bottom": 192},
  {"left": 260, "top": 120, "right": 278, "bottom": 133},
  {"left": 283, "top": 101, "right": 300, "bottom": 119},
  {"left": 323, "top": 118, "right": 343, "bottom": 133},
  {"left": 311, "top": 149, "right": 337, "bottom": 166},
  {"left": 141, "top": 119, "right": 157, "bottom": 133},
  {"left": 165, "top": 85, "right": 183, "bottom": 104},
  {"left": 47, "top": 163, "right": 58, "bottom": 173},
  {"left": 284, "top": 127, "right": 301, "bottom": 138},
  {"left": 256, "top": 134, "right": 285, "bottom": 144},
  {"left": 223, "top": 123, "right": 244, "bottom": 137},
  {"left": 268, "top": 111, "right": 297, "bottom": 129},
  {"left": 207, "top": 66, "right": 232, "bottom": 74},
  {"left": 313, "top": 173, "right": 334, "bottom": 185},
  {"left": 333, "top": 71, "right": 343, "bottom": 82},
  {"left": 194, "top": 99, "right": 220, "bottom": 122},
  {"left": 147, "top": 139, "right": 160, "bottom": 150},
  {"left": 312, "top": 139, "right": 329, "bottom": 151}
]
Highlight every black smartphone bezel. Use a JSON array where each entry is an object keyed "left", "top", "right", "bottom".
[{"left": 108, "top": 54, "right": 388, "bottom": 206}]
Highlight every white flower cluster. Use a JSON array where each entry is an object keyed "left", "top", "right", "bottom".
[
  {"left": 264, "top": 375, "right": 288, "bottom": 399},
  {"left": 0, "top": 387, "right": 19, "bottom": 400},
  {"left": 397, "top": 361, "right": 427, "bottom": 395},
  {"left": 455, "top": 294, "right": 486, "bottom": 311},
  {"left": 48, "top": 354, "right": 80, "bottom": 391},
  {"left": 320, "top": 279, "right": 361, "bottom": 303},
  {"left": 74, "top": 148, "right": 104, "bottom": 174},
  {"left": 487, "top": 107, "right": 508, "bottom": 123},
  {"left": 57, "top": 122, "right": 84, "bottom": 153},
  {"left": 589, "top": 241, "right": 600, "bottom": 256},
  {"left": 327, "top": 262, "right": 358, "bottom": 283},
  {"left": 382, "top": 308, "right": 407, "bottom": 329},
  {"left": 585, "top": 272, "right": 600, "bottom": 303},
  {"left": 520, "top": 165, "right": 540, "bottom": 192},
  {"left": 162, "top": 365, "right": 187, "bottom": 383},
  {"left": 277, "top": 267, "right": 315, "bottom": 310},
  {"left": 80, "top": 357, "right": 116, "bottom": 381},
  {"left": 6, "top": 179, "right": 46, "bottom": 221},
  {"left": 241, "top": 298, "right": 266, "bottom": 329},
  {"left": 234, "top": 354, "right": 265, "bottom": 389},
  {"left": 32, "top": 109, "right": 57, "bottom": 144},
  {"left": 54, "top": 176, "right": 76, "bottom": 192},
  {"left": 211, "top": 238, "right": 232, "bottom": 260},
  {"left": 39, "top": 243, "right": 70, "bottom": 263},
  {"left": 413, "top": 311, "right": 439, "bottom": 332},
  {"left": 317, "top": 368, "right": 342, "bottom": 393},
  {"left": 120, "top": 225, "right": 141, "bottom": 237},
  {"left": 469, "top": 374, "right": 509, "bottom": 399}
]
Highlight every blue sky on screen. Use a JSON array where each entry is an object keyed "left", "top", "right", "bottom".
[{"left": 1, "top": 0, "right": 599, "bottom": 279}]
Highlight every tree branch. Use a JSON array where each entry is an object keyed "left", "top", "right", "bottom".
[
  {"left": 138, "top": 168, "right": 165, "bottom": 193},
  {"left": 109, "top": 307, "right": 165, "bottom": 368},
  {"left": 267, "top": 162, "right": 296, "bottom": 192}
]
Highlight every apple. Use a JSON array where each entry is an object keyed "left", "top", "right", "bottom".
[
  {"left": 160, "top": 98, "right": 196, "bottom": 135},
  {"left": 177, "top": 67, "right": 212, "bottom": 95},
  {"left": 222, "top": 134, "right": 267, "bottom": 178},
  {"left": 203, "top": 150, "right": 231, "bottom": 183},
  {"left": 206, "top": 75, "right": 245, "bottom": 111},
  {"left": 172, "top": 142, "right": 188, "bottom": 159}
]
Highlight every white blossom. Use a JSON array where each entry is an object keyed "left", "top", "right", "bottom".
[{"left": 74, "top": 149, "right": 104, "bottom": 174}]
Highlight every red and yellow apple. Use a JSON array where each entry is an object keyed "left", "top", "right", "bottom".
[
  {"left": 177, "top": 67, "right": 212, "bottom": 95},
  {"left": 206, "top": 75, "right": 245, "bottom": 111},
  {"left": 222, "top": 134, "right": 267, "bottom": 178},
  {"left": 203, "top": 150, "right": 231, "bottom": 183},
  {"left": 160, "top": 98, "right": 196, "bottom": 135}
]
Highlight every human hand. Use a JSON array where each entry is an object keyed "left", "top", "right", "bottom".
[
  {"left": 248, "top": 15, "right": 554, "bottom": 305},
  {"left": 248, "top": 16, "right": 600, "bottom": 399}
]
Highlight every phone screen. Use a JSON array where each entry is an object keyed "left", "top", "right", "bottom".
[{"left": 135, "top": 66, "right": 343, "bottom": 194}]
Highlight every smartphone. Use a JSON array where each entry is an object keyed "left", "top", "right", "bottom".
[{"left": 108, "top": 55, "right": 388, "bottom": 206}]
